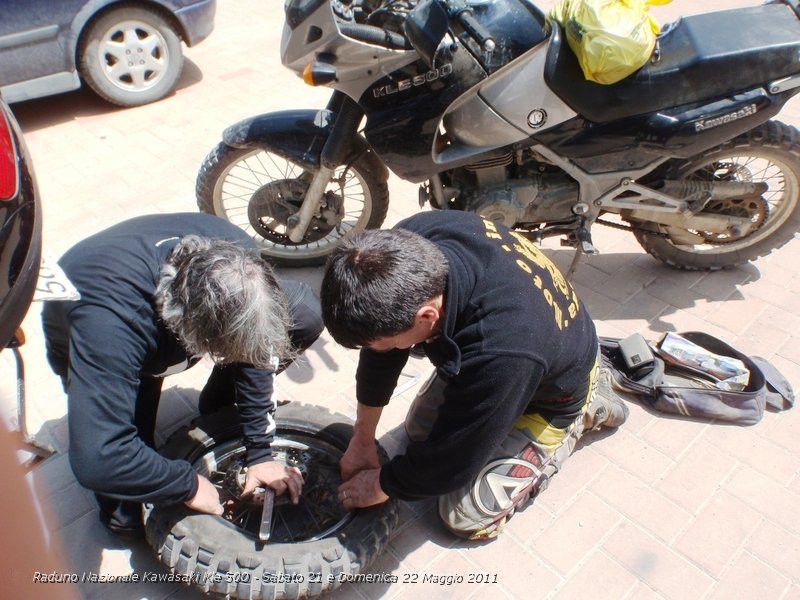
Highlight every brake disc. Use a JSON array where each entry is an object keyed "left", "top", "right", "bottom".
[{"left": 248, "top": 179, "right": 345, "bottom": 244}]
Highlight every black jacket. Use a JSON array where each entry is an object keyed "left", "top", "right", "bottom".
[
  {"left": 44, "top": 213, "right": 276, "bottom": 505},
  {"left": 356, "top": 211, "right": 598, "bottom": 500}
]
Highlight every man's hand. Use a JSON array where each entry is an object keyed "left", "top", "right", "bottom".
[
  {"left": 185, "top": 474, "right": 224, "bottom": 515},
  {"left": 338, "top": 468, "right": 389, "bottom": 510},
  {"left": 243, "top": 461, "right": 304, "bottom": 504},
  {"left": 340, "top": 436, "right": 380, "bottom": 481}
]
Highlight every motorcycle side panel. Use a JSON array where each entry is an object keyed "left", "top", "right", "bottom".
[
  {"left": 360, "top": 47, "right": 488, "bottom": 183},
  {"left": 443, "top": 30, "right": 576, "bottom": 148},
  {"left": 477, "top": 32, "right": 577, "bottom": 136},
  {"left": 358, "top": 0, "right": 553, "bottom": 183},
  {"left": 222, "top": 110, "right": 335, "bottom": 171},
  {"left": 533, "top": 88, "right": 797, "bottom": 174}
]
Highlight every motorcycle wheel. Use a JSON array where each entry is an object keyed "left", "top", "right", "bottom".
[
  {"left": 634, "top": 120, "right": 800, "bottom": 270},
  {"left": 196, "top": 142, "right": 389, "bottom": 267},
  {"left": 144, "top": 403, "right": 399, "bottom": 599}
]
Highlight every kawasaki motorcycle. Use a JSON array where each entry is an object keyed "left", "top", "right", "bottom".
[{"left": 197, "top": 0, "right": 800, "bottom": 269}]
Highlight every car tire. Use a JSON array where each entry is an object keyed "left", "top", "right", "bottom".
[{"left": 78, "top": 6, "right": 183, "bottom": 107}]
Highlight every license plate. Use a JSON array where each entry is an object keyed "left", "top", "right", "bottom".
[{"left": 33, "top": 255, "right": 80, "bottom": 302}]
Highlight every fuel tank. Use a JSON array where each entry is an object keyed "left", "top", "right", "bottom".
[{"left": 458, "top": 0, "right": 549, "bottom": 74}]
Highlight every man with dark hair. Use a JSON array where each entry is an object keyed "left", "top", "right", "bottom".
[
  {"left": 42, "top": 213, "right": 323, "bottom": 537},
  {"left": 321, "top": 211, "right": 627, "bottom": 540}
]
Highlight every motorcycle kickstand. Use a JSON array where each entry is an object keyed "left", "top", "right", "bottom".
[{"left": 566, "top": 220, "right": 600, "bottom": 280}]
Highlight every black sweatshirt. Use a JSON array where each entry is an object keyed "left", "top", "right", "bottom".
[
  {"left": 356, "top": 211, "right": 598, "bottom": 501},
  {"left": 49, "top": 213, "right": 276, "bottom": 505}
]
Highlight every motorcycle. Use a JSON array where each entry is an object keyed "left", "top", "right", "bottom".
[{"left": 197, "top": 0, "right": 800, "bottom": 269}]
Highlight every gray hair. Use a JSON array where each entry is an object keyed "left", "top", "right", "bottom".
[{"left": 155, "top": 235, "right": 292, "bottom": 370}]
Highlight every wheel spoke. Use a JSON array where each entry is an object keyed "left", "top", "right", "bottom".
[{"left": 101, "top": 40, "right": 127, "bottom": 63}]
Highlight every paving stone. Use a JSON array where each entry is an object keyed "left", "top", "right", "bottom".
[
  {"left": 535, "top": 447, "right": 609, "bottom": 516},
  {"left": 785, "top": 586, "right": 800, "bottom": 600},
  {"left": 639, "top": 416, "right": 707, "bottom": 460},
  {"left": 624, "top": 582, "right": 668, "bottom": 600},
  {"left": 458, "top": 534, "right": 560, "bottom": 600},
  {"left": 777, "top": 336, "right": 800, "bottom": 365},
  {"left": 603, "top": 522, "right": 714, "bottom": 600},
  {"left": 590, "top": 465, "right": 692, "bottom": 544},
  {"left": 690, "top": 268, "right": 754, "bottom": 301},
  {"left": 571, "top": 286, "right": 620, "bottom": 320},
  {"left": 530, "top": 492, "right": 622, "bottom": 575},
  {"left": 27, "top": 452, "right": 78, "bottom": 500},
  {"left": 606, "top": 290, "right": 671, "bottom": 325},
  {"left": 655, "top": 439, "right": 737, "bottom": 514},
  {"left": 392, "top": 551, "right": 481, "bottom": 600},
  {"left": 703, "top": 424, "right": 798, "bottom": 485},
  {"left": 654, "top": 309, "right": 732, "bottom": 343},
  {"left": 701, "top": 296, "right": 767, "bottom": 335},
  {"left": 599, "top": 268, "right": 661, "bottom": 304},
  {"left": 734, "top": 318, "right": 792, "bottom": 360},
  {"left": 589, "top": 428, "right": 674, "bottom": 485},
  {"left": 388, "top": 507, "right": 457, "bottom": 571},
  {"left": 708, "top": 552, "right": 791, "bottom": 600},
  {"left": 643, "top": 278, "right": 709, "bottom": 315},
  {"left": 553, "top": 551, "right": 637, "bottom": 600},
  {"left": 613, "top": 398, "right": 659, "bottom": 436},
  {"left": 746, "top": 519, "right": 800, "bottom": 584},
  {"left": 674, "top": 492, "right": 762, "bottom": 577},
  {"left": 724, "top": 465, "right": 800, "bottom": 536},
  {"left": 505, "top": 502, "right": 556, "bottom": 545}
]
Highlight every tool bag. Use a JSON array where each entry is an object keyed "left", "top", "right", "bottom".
[{"left": 600, "top": 332, "right": 795, "bottom": 426}]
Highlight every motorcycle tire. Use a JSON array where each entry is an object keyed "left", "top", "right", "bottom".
[
  {"left": 144, "top": 402, "right": 399, "bottom": 599},
  {"left": 196, "top": 142, "right": 390, "bottom": 267},
  {"left": 634, "top": 120, "right": 800, "bottom": 270}
]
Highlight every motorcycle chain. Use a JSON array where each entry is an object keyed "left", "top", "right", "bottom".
[{"left": 595, "top": 218, "right": 672, "bottom": 238}]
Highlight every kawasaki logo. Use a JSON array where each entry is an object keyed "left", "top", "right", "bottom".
[
  {"left": 694, "top": 104, "right": 758, "bottom": 132},
  {"left": 372, "top": 64, "right": 453, "bottom": 98}
]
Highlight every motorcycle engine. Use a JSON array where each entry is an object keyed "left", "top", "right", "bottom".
[{"left": 455, "top": 153, "right": 579, "bottom": 227}]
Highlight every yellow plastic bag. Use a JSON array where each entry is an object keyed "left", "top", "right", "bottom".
[{"left": 550, "top": 0, "right": 671, "bottom": 85}]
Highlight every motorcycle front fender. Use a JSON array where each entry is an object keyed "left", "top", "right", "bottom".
[{"left": 222, "top": 109, "right": 335, "bottom": 172}]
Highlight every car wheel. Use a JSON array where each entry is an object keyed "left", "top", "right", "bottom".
[{"left": 78, "top": 6, "right": 183, "bottom": 107}]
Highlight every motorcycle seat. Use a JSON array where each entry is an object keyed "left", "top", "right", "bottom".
[{"left": 544, "top": 3, "right": 800, "bottom": 124}]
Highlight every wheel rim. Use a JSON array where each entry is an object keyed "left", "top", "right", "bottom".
[
  {"left": 193, "top": 432, "right": 353, "bottom": 543},
  {"left": 662, "top": 150, "right": 799, "bottom": 254},
  {"left": 98, "top": 20, "right": 169, "bottom": 92},
  {"left": 212, "top": 150, "right": 373, "bottom": 260}
]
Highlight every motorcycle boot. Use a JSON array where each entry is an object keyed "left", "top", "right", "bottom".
[{"left": 584, "top": 366, "right": 629, "bottom": 430}]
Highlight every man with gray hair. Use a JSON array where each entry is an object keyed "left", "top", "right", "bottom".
[{"left": 42, "top": 213, "right": 322, "bottom": 537}]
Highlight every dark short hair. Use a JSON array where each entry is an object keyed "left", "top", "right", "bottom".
[{"left": 321, "top": 228, "right": 448, "bottom": 348}]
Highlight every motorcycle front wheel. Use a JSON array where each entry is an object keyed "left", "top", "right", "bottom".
[
  {"left": 197, "top": 142, "right": 389, "bottom": 267},
  {"left": 634, "top": 120, "right": 800, "bottom": 270},
  {"left": 145, "top": 403, "right": 399, "bottom": 599}
]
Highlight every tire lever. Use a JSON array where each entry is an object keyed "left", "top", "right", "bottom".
[{"left": 258, "top": 487, "right": 275, "bottom": 542}]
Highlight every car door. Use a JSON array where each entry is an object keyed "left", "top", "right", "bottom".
[{"left": 0, "top": 0, "right": 86, "bottom": 96}]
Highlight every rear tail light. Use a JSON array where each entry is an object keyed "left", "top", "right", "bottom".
[{"left": 0, "top": 108, "right": 19, "bottom": 201}]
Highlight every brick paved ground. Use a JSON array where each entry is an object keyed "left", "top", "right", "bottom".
[{"left": 2, "top": 1, "right": 800, "bottom": 599}]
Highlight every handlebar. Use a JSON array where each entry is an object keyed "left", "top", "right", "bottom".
[{"left": 445, "top": 0, "right": 496, "bottom": 52}]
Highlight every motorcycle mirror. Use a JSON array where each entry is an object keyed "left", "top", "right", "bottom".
[{"left": 403, "top": 0, "right": 449, "bottom": 68}]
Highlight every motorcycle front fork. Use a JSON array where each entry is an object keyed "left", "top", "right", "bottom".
[{"left": 286, "top": 92, "right": 364, "bottom": 242}]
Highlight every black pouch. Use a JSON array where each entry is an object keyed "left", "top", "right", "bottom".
[{"left": 600, "top": 332, "right": 795, "bottom": 426}]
